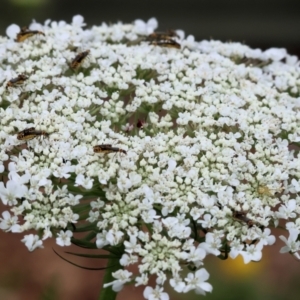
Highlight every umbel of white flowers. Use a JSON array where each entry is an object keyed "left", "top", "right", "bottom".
[{"left": 1, "top": 15, "right": 300, "bottom": 300}]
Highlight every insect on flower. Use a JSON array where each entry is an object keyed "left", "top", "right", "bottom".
[
  {"left": 146, "top": 30, "right": 179, "bottom": 42},
  {"left": 15, "top": 26, "right": 45, "bottom": 42},
  {"left": 17, "top": 127, "right": 55, "bottom": 141},
  {"left": 150, "top": 40, "right": 181, "bottom": 49},
  {"left": 93, "top": 144, "right": 127, "bottom": 155},
  {"left": 6, "top": 74, "right": 28, "bottom": 90},
  {"left": 146, "top": 30, "right": 181, "bottom": 49},
  {"left": 70, "top": 50, "right": 90, "bottom": 69},
  {"left": 232, "top": 210, "right": 254, "bottom": 227}
]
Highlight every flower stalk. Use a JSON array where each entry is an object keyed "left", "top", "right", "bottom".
[{"left": 99, "top": 257, "right": 122, "bottom": 300}]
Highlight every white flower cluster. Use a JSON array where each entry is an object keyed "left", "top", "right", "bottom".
[{"left": 1, "top": 15, "right": 300, "bottom": 299}]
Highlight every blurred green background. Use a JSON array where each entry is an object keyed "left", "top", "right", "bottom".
[{"left": 1, "top": 0, "right": 300, "bottom": 299}]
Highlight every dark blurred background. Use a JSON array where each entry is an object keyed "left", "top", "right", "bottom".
[
  {"left": 0, "top": 0, "right": 299, "bottom": 56},
  {"left": 1, "top": 0, "right": 300, "bottom": 299}
]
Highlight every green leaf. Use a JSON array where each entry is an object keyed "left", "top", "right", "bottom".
[
  {"left": 71, "top": 237, "right": 97, "bottom": 249},
  {"left": 74, "top": 222, "right": 98, "bottom": 232},
  {"left": 72, "top": 203, "right": 92, "bottom": 213},
  {"left": 77, "top": 212, "right": 91, "bottom": 221},
  {"left": 83, "top": 231, "right": 98, "bottom": 241}
]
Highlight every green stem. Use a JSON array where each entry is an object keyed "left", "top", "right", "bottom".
[{"left": 98, "top": 257, "right": 122, "bottom": 300}]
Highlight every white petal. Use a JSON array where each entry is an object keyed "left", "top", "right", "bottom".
[
  {"left": 167, "top": 159, "right": 176, "bottom": 172},
  {"left": 199, "top": 282, "right": 213, "bottom": 292},
  {"left": 6, "top": 24, "right": 20, "bottom": 39},
  {"left": 72, "top": 15, "right": 85, "bottom": 26},
  {"left": 264, "top": 48, "right": 287, "bottom": 61},
  {"left": 147, "top": 18, "right": 158, "bottom": 31}
]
